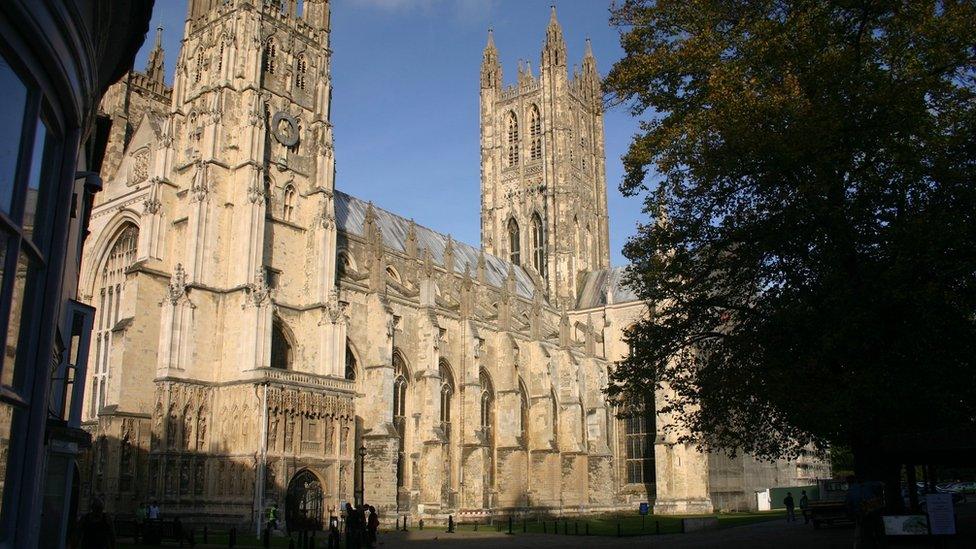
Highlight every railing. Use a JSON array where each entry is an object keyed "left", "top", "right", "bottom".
[{"left": 247, "top": 368, "right": 357, "bottom": 393}]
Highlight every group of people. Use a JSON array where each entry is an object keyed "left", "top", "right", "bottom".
[
  {"left": 783, "top": 490, "right": 811, "bottom": 523},
  {"left": 341, "top": 502, "right": 380, "bottom": 549},
  {"left": 266, "top": 501, "right": 379, "bottom": 548}
]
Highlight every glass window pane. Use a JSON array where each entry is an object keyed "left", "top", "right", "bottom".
[
  {"left": 0, "top": 57, "right": 28, "bottom": 215},
  {"left": 0, "top": 400, "right": 20, "bottom": 519},
  {"left": 2, "top": 251, "right": 37, "bottom": 390},
  {"left": 23, "top": 118, "right": 48, "bottom": 245}
]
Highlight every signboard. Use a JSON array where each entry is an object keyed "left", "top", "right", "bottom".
[
  {"left": 639, "top": 502, "right": 649, "bottom": 516},
  {"left": 882, "top": 515, "right": 929, "bottom": 536},
  {"left": 926, "top": 493, "right": 956, "bottom": 535}
]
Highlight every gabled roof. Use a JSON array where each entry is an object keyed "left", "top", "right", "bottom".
[
  {"left": 334, "top": 190, "right": 537, "bottom": 299},
  {"left": 576, "top": 266, "right": 639, "bottom": 309}
]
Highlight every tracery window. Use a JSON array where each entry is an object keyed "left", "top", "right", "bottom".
[
  {"left": 392, "top": 351, "right": 408, "bottom": 493},
  {"left": 529, "top": 105, "right": 542, "bottom": 161},
  {"left": 624, "top": 410, "right": 655, "bottom": 484},
  {"left": 507, "top": 218, "right": 520, "bottom": 265},
  {"left": 283, "top": 185, "right": 296, "bottom": 222},
  {"left": 506, "top": 111, "right": 519, "bottom": 167},
  {"left": 270, "top": 319, "right": 292, "bottom": 370},
  {"left": 439, "top": 360, "right": 453, "bottom": 430},
  {"left": 480, "top": 369, "right": 495, "bottom": 500},
  {"left": 531, "top": 213, "right": 545, "bottom": 276},
  {"left": 263, "top": 39, "right": 277, "bottom": 75},
  {"left": 440, "top": 359, "right": 455, "bottom": 505},
  {"left": 295, "top": 54, "right": 307, "bottom": 90},
  {"left": 90, "top": 223, "right": 138, "bottom": 418}
]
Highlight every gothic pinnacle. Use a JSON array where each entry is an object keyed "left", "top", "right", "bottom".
[
  {"left": 487, "top": 27, "right": 495, "bottom": 49},
  {"left": 585, "top": 37, "right": 594, "bottom": 58}
]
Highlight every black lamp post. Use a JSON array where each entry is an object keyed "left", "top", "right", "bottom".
[{"left": 356, "top": 444, "right": 367, "bottom": 506}]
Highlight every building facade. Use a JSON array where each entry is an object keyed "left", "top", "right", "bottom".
[
  {"left": 78, "top": 0, "right": 825, "bottom": 530},
  {"left": 0, "top": 1, "right": 154, "bottom": 547}
]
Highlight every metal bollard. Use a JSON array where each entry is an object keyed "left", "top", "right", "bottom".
[
  {"left": 543, "top": 521, "right": 547, "bottom": 534},
  {"left": 419, "top": 519, "right": 424, "bottom": 530},
  {"left": 586, "top": 523, "right": 590, "bottom": 536},
  {"left": 203, "top": 525, "right": 208, "bottom": 544},
  {"left": 617, "top": 522, "right": 621, "bottom": 537},
  {"left": 564, "top": 520, "right": 568, "bottom": 535},
  {"left": 575, "top": 521, "right": 578, "bottom": 535},
  {"left": 447, "top": 515, "right": 455, "bottom": 533},
  {"left": 396, "top": 517, "right": 401, "bottom": 530},
  {"left": 229, "top": 526, "right": 237, "bottom": 548},
  {"left": 656, "top": 520, "right": 660, "bottom": 534},
  {"left": 508, "top": 515, "right": 513, "bottom": 535},
  {"left": 403, "top": 515, "right": 409, "bottom": 532},
  {"left": 523, "top": 517, "right": 527, "bottom": 533},
  {"left": 474, "top": 520, "right": 478, "bottom": 531}
]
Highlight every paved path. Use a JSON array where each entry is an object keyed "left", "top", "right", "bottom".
[
  {"left": 377, "top": 513, "right": 976, "bottom": 548},
  {"left": 377, "top": 520, "right": 855, "bottom": 548}
]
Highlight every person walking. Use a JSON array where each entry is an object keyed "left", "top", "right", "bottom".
[
  {"left": 799, "top": 490, "right": 810, "bottom": 524},
  {"left": 74, "top": 499, "right": 116, "bottom": 549},
  {"left": 267, "top": 502, "right": 280, "bottom": 532},
  {"left": 784, "top": 492, "right": 796, "bottom": 522}
]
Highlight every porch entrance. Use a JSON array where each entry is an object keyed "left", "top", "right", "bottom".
[{"left": 285, "top": 469, "right": 323, "bottom": 533}]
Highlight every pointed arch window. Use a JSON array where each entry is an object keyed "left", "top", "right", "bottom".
[
  {"left": 480, "top": 368, "right": 496, "bottom": 501},
  {"left": 89, "top": 223, "right": 139, "bottom": 418},
  {"left": 517, "top": 378, "right": 529, "bottom": 442},
  {"left": 529, "top": 105, "right": 542, "bottom": 161},
  {"left": 345, "top": 345, "right": 357, "bottom": 380},
  {"left": 283, "top": 185, "right": 296, "bottom": 222},
  {"left": 439, "top": 360, "right": 454, "bottom": 432},
  {"left": 507, "top": 218, "right": 520, "bottom": 265},
  {"left": 393, "top": 351, "right": 408, "bottom": 493},
  {"left": 295, "top": 54, "right": 307, "bottom": 90},
  {"left": 506, "top": 111, "right": 519, "bottom": 167},
  {"left": 551, "top": 389, "right": 559, "bottom": 442},
  {"left": 270, "top": 319, "right": 292, "bottom": 370},
  {"left": 263, "top": 38, "right": 277, "bottom": 75},
  {"left": 531, "top": 213, "right": 545, "bottom": 276}
]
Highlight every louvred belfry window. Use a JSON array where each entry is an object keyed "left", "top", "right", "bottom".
[
  {"left": 506, "top": 112, "right": 519, "bottom": 167},
  {"left": 529, "top": 105, "right": 542, "bottom": 161}
]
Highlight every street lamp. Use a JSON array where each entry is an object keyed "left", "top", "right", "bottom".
[{"left": 356, "top": 444, "right": 367, "bottom": 506}]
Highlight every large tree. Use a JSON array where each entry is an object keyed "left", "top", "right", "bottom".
[{"left": 604, "top": 0, "right": 976, "bottom": 480}]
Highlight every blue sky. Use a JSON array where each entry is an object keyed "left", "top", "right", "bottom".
[{"left": 134, "top": 0, "right": 647, "bottom": 266}]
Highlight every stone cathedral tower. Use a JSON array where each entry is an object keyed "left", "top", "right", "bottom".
[
  {"left": 480, "top": 7, "right": 610, "bottom": 307},
  {"left": 81, "top": 0, "right": 358, "bottom": 523}
]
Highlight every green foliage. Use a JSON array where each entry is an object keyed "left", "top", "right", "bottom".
[{"left": 604, "top": 0, "right": 976, "bottom": 464}]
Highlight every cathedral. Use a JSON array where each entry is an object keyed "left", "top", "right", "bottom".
[{"left": 78, "top": 0, "right": 826, "bottom": 529}]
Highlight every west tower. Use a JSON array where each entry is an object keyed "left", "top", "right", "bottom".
[{"left": 480, "top": 8, "right": 610, "bottom": 307}]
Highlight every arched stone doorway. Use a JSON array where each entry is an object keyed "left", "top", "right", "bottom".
[{"left": 285, "top": 469, "right": 324, "bottom": 534}]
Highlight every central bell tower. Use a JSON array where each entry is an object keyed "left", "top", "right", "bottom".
[
  {"left": 158, "top": 0, "right": 346, "bottom": 381},
  {"left": 479, "top": 7, "right": 610, "bottom": 307}
]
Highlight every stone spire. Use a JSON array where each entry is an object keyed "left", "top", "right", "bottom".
[
  {"left": 146, "top": 26, "right": 165, "bottom": 85},
  {"left": 542, "top": 5, "right": 566, "bottom": 68},
  {"left": 580, "top": 37, "right": 601, "bottom": 105},
  {"left": 481, "top": 28, "right": 502, "bottom": 89}
]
